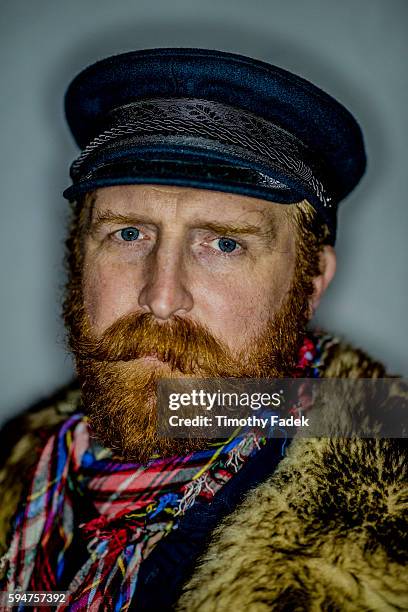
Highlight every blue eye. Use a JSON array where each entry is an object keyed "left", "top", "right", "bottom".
[
  {"left": 217, "top": 237, "right": 238, "bottom": 253},
  {"left": 120, "top": 227, "right": 140, "bottom": 241}
]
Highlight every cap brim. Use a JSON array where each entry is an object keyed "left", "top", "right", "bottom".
[{"left": 64, "top": 144, "right": 313, "bottom": 207}]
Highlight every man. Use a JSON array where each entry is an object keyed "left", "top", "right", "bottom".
[{"left": 0, "top": 48, "right": 406, "bottom": 610}]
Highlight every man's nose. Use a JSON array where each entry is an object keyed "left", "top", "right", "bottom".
[{"left": 138, "top": 241, "right": 194, "bottom": 320}]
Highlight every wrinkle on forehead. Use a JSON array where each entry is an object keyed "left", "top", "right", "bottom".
[
  {"left": 148, "top": 185, "right": 188, "bottom": 195},
  {"left": 89, "top": 184, "right": 289, "bottom": 229}
]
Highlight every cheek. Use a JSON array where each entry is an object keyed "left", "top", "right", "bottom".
[
  {"left": 191, "top": 258, "right": 294, "bottom": 347},
  {"left": 82, "top": 256, "right": 141, "bottom": 333}
]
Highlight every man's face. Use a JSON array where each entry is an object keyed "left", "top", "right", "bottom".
[
  {"left": 69, "top": 184, "right": 318, "bottom": 461},
  {"left": 82, "top": 184, "right": 296, "bottom": 354}
]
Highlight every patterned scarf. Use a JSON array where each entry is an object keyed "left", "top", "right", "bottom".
[{"left": 2, "top": 334, "right": 323, "bottom": 611}]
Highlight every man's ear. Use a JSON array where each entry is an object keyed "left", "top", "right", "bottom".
[{"left": 310, "top": 245, "right": 337, "bottom": 313}]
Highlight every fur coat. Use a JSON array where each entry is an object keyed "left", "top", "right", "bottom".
[{"left": 0, "top": 334, "right": 407, "bottom": 611}]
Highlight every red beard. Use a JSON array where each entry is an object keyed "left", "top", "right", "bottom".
[{"left": 67, "top": 262, "right": 313, "bottom": 462}]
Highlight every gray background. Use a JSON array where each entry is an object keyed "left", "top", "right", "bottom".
[{"left": 0, "top": 0, "right": 407, "bottom": 425}]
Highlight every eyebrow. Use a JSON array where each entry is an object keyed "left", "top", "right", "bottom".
[
  {"left": 89, "top": 210, "right": 154, "bottom": 232},
  {"left": 192, "top": 220, "right": 277, "bottom": 240},
  {"left": 90, "top": 209, "right": 278, "bottom": 240}
]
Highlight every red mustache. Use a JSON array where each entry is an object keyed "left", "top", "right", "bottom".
[{"left": 71, "top": 311, "right": 234, "bottom": 375}]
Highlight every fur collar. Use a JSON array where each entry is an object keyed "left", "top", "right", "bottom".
[{"left": 177, "top": 418, "right": 407, "bottom": 610}]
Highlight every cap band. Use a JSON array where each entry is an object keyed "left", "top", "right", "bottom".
[{"left": 69, "top": 98, "right": 334, "bottom": 210}]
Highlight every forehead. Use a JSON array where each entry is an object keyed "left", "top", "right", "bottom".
[{"left": 88, "top": 184, "right": 290, "bottom": 226}]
